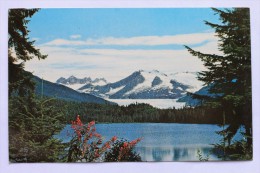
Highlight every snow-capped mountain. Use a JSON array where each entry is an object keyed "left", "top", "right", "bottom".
[
  {"left": 78, "top": 70, "right": 197, "bottom": 99},
  {"left": 56, "top": 75, "right": 107, "bottom": 90},
  {"left": 170, "top": 72, "right": 204, "bottom": 93}
]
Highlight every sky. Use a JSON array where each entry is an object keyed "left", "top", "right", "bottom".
[{"left": 24, "top": 8, "right": 222, "bottom": 83}]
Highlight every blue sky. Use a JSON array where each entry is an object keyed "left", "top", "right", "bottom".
[
  {"left": 29, "top": 8, "right": 219, "bottom": 43},
  {"left": 25, "top": 8, "right": 222, "bottom": 82}
]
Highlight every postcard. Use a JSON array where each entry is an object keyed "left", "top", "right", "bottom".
[{"left": 8, "top": 7, "right": 252, "bottom": 163}]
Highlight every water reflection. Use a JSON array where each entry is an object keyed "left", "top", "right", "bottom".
[
  {"left": 135, "top": 146, "right": 219, "bottom": 161},
  {"left": 56, "top": 123, "right": 241, "bottom": 161}
]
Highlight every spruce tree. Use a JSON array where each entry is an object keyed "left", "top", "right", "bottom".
[
  {"left": 8, "top": 9, "right": 66, "bottom": 162},
  {"left": 8, "top": 9, "right": 47, "bottom": 96},
  {"left": 185, "top": 8, "right": 252, "bottom": 147}
]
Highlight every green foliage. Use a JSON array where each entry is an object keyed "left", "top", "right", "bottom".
[
  {"left": 212, "top": 131, "right": 252, "bottom": 161},
  {"left": 44, "top": 97, "right": 226, "bottom": 124},
  {"left": 185, "top": 8, "right": 252, "bottom": 149},
  {"left": 8, "top": 9, "right": 47, "bottom": 61},
  {"left": 197, "top": 149, "right": 209, "bottom": 161},
  {"left": 8, "top": 9, "right": 47, "bottom": 96},
  {"left": 9, "top": 96, "right": 66, "bottom": 162},
  {"left": 104, "top": 139, "right": 141, "bottom": 162},
  {"left": 8, "top": 9, "right": 67, "bottom": 163}
]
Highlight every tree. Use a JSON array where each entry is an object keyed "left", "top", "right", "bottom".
[
  {"left": 8, "top": 9, "right": 47, "bottom": 96},
  {"left": 185, "top": 8, "right": 252, "bottom": 147},
  {"left": 8, "top": 9, "right": 66, "bottom": 162},
  {"left": 9, "top": 97, "right": 66, "bottom": 162}
]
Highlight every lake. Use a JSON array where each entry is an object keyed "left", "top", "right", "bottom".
[{"left": 57, "top": 123, "right": 244, "bottom": 161}]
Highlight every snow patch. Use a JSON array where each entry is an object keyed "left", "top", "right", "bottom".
[
  {"left": 124, "top": 70, "right": 173, "bottom": 96},
  {"left": 171, "top": 72, "right": 204, "bottom": 92},
  {"left": 106, "top": 86, "right": 125, "bottom": 95},
  {"left": 59, "top": 83, "right": 86, "bottom": 90}
]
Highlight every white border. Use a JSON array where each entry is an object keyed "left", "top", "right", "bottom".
[{"left": 1, "top": 1, "right": 260, "bottom": 173}]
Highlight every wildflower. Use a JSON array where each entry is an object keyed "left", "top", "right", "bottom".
[
  {"left": 69, "top": 115, "right": 142, "bottom": 162},
  {"left": 129, "top": 138, "right": 141, "bottom": 146},
  {"left": 104, "top": 142, "right": 111, "bottom": 149},
  {"left": 123, "top": 142, "right": 128, "bottom": 148},
  {"left": 94, "top": 133, "right": 102, "bottom": 138},
  {"left": 89, "top": 121, "right": 95, "bottom": 126},
  {"left": 111, "top": 136, "right": 117, "bottom": 142},
  {"left": 89, "top": 133, "right": 93, "bottom": 138}
]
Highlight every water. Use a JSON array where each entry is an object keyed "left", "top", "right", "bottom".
[{"left": 57, "top": 123, "right": 244, "bottom": 161}]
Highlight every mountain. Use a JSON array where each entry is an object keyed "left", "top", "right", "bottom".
[
  {"left": 56, "top": 75, "right": 107, "bottom": 90},
  {"left": 177, "top": 84, "right": 220, "bottom": 106},
  {"left": 33, "top": 75, "right": 114, "bottom": 104},
  {"left": 177, "top": 86, "right": 210, "bottom": 106},
  {"left": 170, "top": 72, "right": 204, "bottom": 93},
  {"left": 78, "top": 70, "right": 193, "bottom": 99}
]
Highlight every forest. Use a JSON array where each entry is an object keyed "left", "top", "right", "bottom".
[{"left": 38, "top": 96, "right": 227, "bottom": 124}]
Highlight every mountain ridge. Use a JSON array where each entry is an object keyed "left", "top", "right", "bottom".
[
  {"left": 33, "top": 75, "right": 114, "bottom": 104},
  {"left": 72, "top": 70, "right": 200, "bottom": 99},
  {"left": 56, "top": 75, "right": 108, "bottom": 90}
]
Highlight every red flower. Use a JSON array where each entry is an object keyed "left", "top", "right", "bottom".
[
  {"left": 111, "top": 136, "right": 117, "bottom": 142},
  {"left": 123, "top": 142, "right": 128, "bottom": 148},
  {"left": 104, "top": 142, "right": 111, "bottom": 149},
  {"left": 89, "top": 121, "right": 95, "bottom": 126},
  {"left": 129, "top": 138, "right": 141, "bottom": 146},
  {"left": 94, "top": 133, "right": 102, "bottom": 138}
]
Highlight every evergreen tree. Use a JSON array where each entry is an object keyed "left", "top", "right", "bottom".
[
  {"left": 185, "top": 8, "right": 252, "bottom": 147},
  {"left": 8, "top": 9, "right": 66, "bottom": 162},
  {"left": 8, "top": 9, "right": 47, "bottom": 96},
  {"left": 9, "top": 97, "right": 66, "bottom": 162}
]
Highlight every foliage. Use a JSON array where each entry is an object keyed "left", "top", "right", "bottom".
[
  {"left": 104, "top": 139, "right": 141, "bottom": 162},
  {"left": 9, "top": 96, "right": 66, "bottom": 162},
  {"left": 185, "top": 8, "right": 252, "bottom": 149},
  {"left": 67, "top": 116, "right": 141, "bottom": 162},
  {"left": 212, "top": 131, "right": 252, "bottom": 161},
  {"left": 8, "top": 9, "right": 47, "bottom": 96},
  {"left": 197, "top": 149, "right": 209, "bottom": 161},
  {"left": 8, "top": 9, "right": 66, "bottom": 162},
  {"left": 43, "top": 97, "right": 227, "bottom": 124}
]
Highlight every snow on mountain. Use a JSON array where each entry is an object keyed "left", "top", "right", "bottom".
[
  {"left": 56, "top": 76, "right": 108, "bottom": 90},
  {"left": 56, "top": 70, "right": 204, "bottom": 100},
  {"left": 107, "top": 86, "right": 125, "bottom": 95},
  {"left": 92, "top": 78, "right": 107, "bottom": 86},
  {"left": 124, "top": 70, "right": 173, "bottom": 96},
  {"left": 78, "top": 70, "right": 193, "bottom": 99},
  {"left": 170, "top": 72, "right": 204, "bottom": 93},
  {"left": 62, "top": 83, "right": 88, "bottom": 91}
]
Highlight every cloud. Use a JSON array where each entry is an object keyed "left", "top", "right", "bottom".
[
  {"left": 70, "top": 34, "right": 82, "bottom": 39},
  {"left": 44, "top": 32, "right": 217, "bottom": 47},
  {"left": 25, "top": 37, "right": 220, "bottom": 83},
  {"left": 44, "top": 39, "right": 85, "bottom": 46},
  {"left": 85, "top": 32, "right": 217, "bottom": 46}
]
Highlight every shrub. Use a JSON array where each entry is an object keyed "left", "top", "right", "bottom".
[{"left": 67, "top": 115, "right": 142, "bottom": 162}]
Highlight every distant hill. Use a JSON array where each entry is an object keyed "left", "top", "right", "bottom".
[
  {"left": 177, "top": 85, "right": 218, "bottom": 106},
  {"left": 33, "top": 75, "right": 114, "bottom": 104}
]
